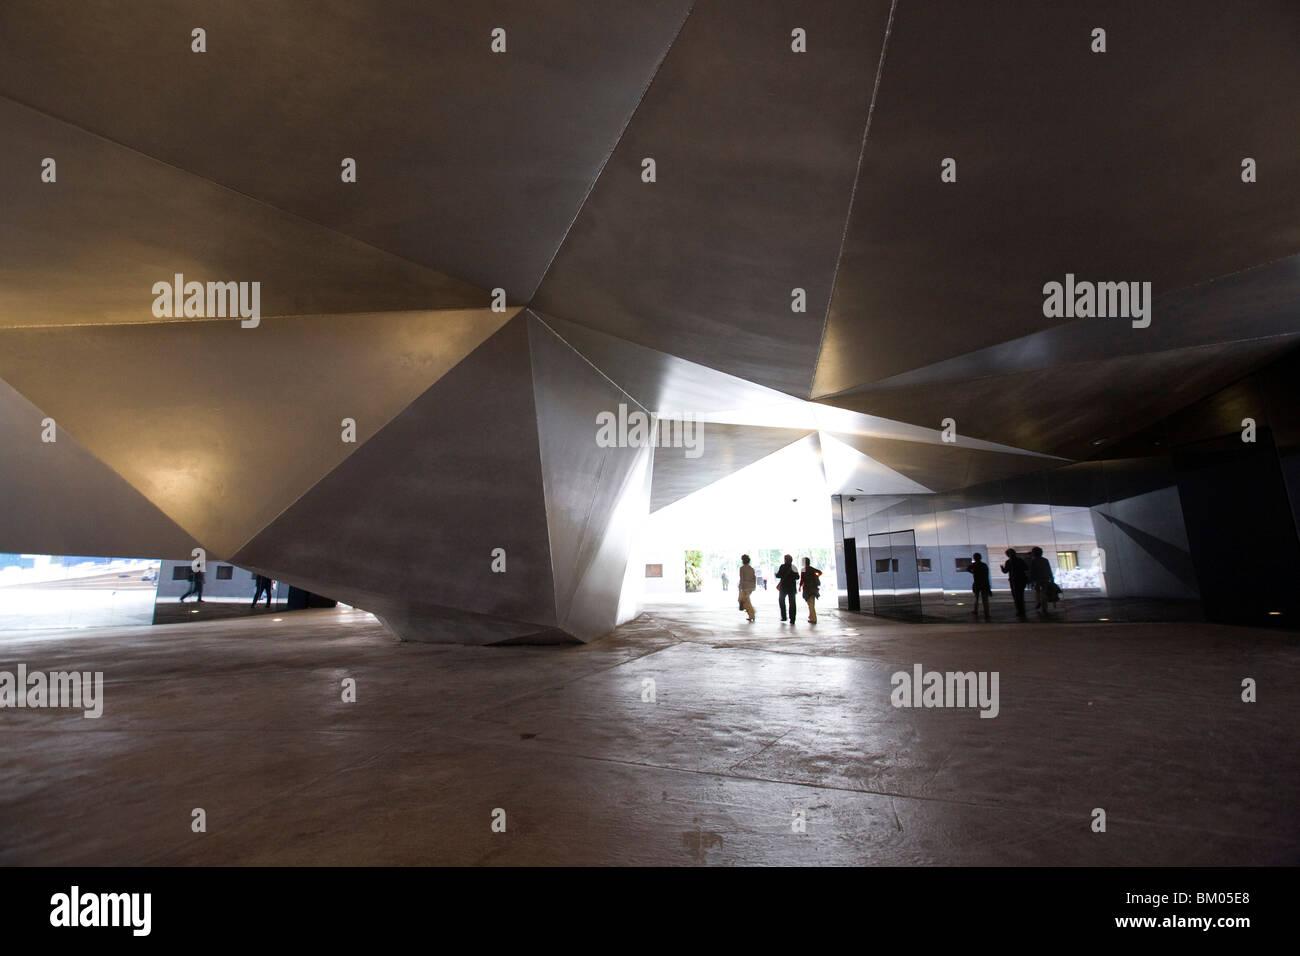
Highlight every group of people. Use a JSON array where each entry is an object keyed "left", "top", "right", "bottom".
[
  {"left": 736, "top": 554, "right": 821, "bottom": 624},
  {"left": 961, "top": 547, "right": 1060, "bottom": 621}
]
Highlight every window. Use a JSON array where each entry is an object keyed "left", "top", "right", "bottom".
[
  {"left": 876, "top": 558, "right": 900, "bottom": 573},
  {"left": 916, "top": 558, "right": 932, "bottom": 573},
  {"left": 171, "top": 566, "right": 191, "bottom": 581},
  {"left": 1057, "top": 551, "right": 1078, "bottom": 572},
  {"left": 645, "top": 564, "right": 663, "bottom": 578},
  {"left": 955, "top": 558, "right": 971, "bottom": 572},
  {"left": 216, "top": 565, "right": 234, "bottom": 580}
]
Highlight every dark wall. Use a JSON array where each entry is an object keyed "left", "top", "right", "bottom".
[
  {"left": 286, "top": 587, "right": 337, "bottom": 610},
  {"left": 1174, "top": 429, "right": 1299, "bottom": 623},
  {"left": 1091, "top": 347, "right": 1300, "bottom": 627}
]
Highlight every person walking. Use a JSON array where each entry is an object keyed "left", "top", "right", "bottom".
[
  {"left": 1028, "top": 546, "right": 1057, "bottom": 616},
  {"left": 252, "top": 573, "right": 274, "bottom": 608},
  {"left": 962, "top": 553, "right": 992, "bottom": 621},
  {"left": 179, "top": 566, "right": 205, "bottom": 603},
  {"left": 1001, "top": 549, "right": 1029, "bottom": 620},
  {"left": 738, "top": 554, "right": 757, "bottom": 623},
  {"left": 721, "top": 571, "right": 728, "bottom": 592},
  {"left": 774, "top": 554, "right": 799, "bottom": 623},
  {"left": 799, "top": 557, "right": 822, "bottom": 623}
]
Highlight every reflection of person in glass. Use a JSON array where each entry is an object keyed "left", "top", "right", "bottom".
[
  {"left": 1001, "top": 549, "right": 1028, "bottom": 620},
  {"left": 179, "top": 567, "right": 205, "bottom": 603},
  {"left": 799, "top": 558, "right": 822, "bottom": 623},
  {"left": 252, "top": 574, "right": 274, "bottom": 608},
  {"left": 1028, "top": 546, "right": 1056, "bottom": 615},
  {"left": 963, "top": 552, "right": 992, "bottom": 621}
]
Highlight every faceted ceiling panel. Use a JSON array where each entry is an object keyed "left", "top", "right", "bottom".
[
  {"left": 535, "top": 311, "right": 806, "bottom": 418},
  {"left": 814, "top": 0, "right": 1300, "bottom": 395},
  {"left": 0, "top": 308, "right": 517, "bottom": 556},
  {"left": 824, "top": 338, "right": 1299, "bottom": 460},
  {"left": 827, "top": 432, "right": 1058, "bottom": 494},
  {"left": 0, "top": 0, "right": 696, "bottom": 296},
  {"left": 0, "top": 98, "right": 485, "bottom": 327},
  {"left": 535, "top": 0, "right": 895, "bottom": 396},
  {"left": 819, "top": 431, "right": 932, "bottom": 496},
  {"left": 821, "top": 254, "right": 1300, "bottom": 395},
  {"left": 651, "top": 422, "right": 815, "bottom": 512},
  {"left": 0, "top": 376, "right": 194, "bottom": 559}
]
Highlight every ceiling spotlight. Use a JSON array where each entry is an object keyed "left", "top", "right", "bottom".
[{"left": 272, "top": 617, "right": 283, "bottom": 622}]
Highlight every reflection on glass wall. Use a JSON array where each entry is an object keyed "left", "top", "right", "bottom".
[
  {"left": 866, "top": 529, "right": 922, "bottom": 620},
  {"left": 832, "top": 458, "right": 1202, "bottom": 622},
  {"left": 152, "top": 560, "right": 289, "bottom": 624},
  {"left": 0, "top": 554, "right": 161, "bottom": 631}
]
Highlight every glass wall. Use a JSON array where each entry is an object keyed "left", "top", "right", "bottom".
[
  {"left": 832, "top": 458, "right": 1202, "bottom": 622},
  {"left": 0, "top": 554, "right": 161, "bottom": 631}
]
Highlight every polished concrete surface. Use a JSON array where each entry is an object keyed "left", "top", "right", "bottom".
[{"left": 1, "top": 597, "right": 1296, "bottom": 866}]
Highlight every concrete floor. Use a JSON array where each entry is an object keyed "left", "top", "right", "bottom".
[{"left": 1, "top": 598, "right": 1296, "bottom": 865}]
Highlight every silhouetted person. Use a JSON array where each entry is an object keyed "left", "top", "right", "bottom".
[
  {"left": 962, "top": 552, "right": 992, "bottom": 621},
  {"left": 1001, "top": 549, "right": 1028, "bottom": 620},
  {"left": 775, "top": 554, "right": 799, "bottom": 623},
  {"left": 721, "top": 571, "right": 728, "bottom": 592},
  {"left": 1029, "top": 546, "right": 1056, "bottom": 615},
  {"left": 800, "top": 557, "right": 822, "bottom": 623},
  {"left": 179, "top": 567, "right": 204, "bottom": 603},
  {"left": 252, "top": 574, "right": 274, "bottom": 608},
  {"left": 738, "top": 554, "right": 757, "bottom": 622}
]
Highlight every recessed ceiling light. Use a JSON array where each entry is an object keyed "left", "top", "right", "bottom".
[
  {"left": 272, "top": 617, "right": 283, "bottom": 622},
  {"left": 1098, "top": 617, "right": 1109, "bottom": 621},
  {"left": 1268, "top": 611, "right": 1281, "bottom": 616}
]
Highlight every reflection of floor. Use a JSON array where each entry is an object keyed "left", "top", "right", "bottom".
[
  {"left": 2, "top": 599, "right": 1296, "bottom": 865},
  {"left": 849, "top": 589, "right": 1206, "bottom": 624},
  {"left": 151, "top": 599, "right": 285, "bottom": 626}
]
